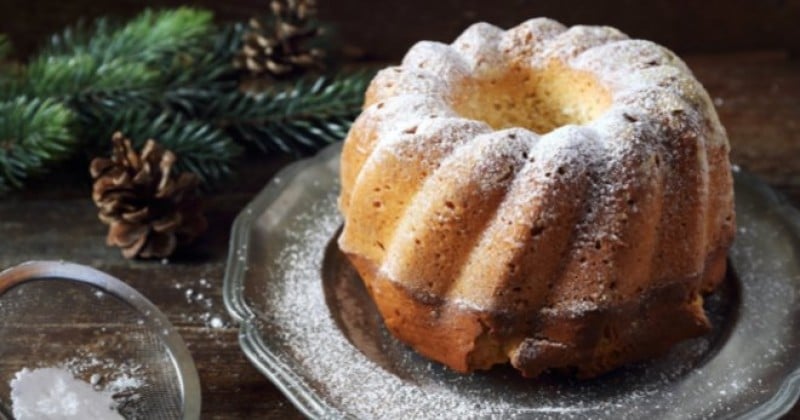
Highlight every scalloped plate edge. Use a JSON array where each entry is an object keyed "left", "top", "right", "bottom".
[
  {"left": 223, "top": 147, "right": 800, "bottom": 419},
  {"left": 223, "top": 143, "right": 343, "bottom": 418}
]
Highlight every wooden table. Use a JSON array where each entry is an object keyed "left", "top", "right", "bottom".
[{"left": 1, "top": 51, "right": 798, "bottom": 419}]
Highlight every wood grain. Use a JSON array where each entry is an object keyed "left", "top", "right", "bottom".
[{"left": 0, "top": 51, "right": 799, "bottom": 418}]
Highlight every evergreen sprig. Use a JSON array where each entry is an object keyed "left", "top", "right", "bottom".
[
  {"left": 0, "top": 8, "right": 371, "bottom": 194},
  {"left": 10, "top": 8, "right": 215, "bottom": 98},
  {"left": 204, "top": 70, "right": 373, "bottom": 155},
  {"left": 0, "top": 97, "right": 76, "bottom": 193},
  {"left": 91, "top": 110, "right": 241, "bottom": 188}
]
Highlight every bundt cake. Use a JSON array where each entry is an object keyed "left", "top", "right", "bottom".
[{"left": 337, "top": 18, "right": 735, "bottom": 378}]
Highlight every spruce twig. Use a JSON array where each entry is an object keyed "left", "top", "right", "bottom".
[
  {"left": 0, "top": 8, "right": 372, "bottom": 194},
  {"left": 91, "top": 110, "right": 241, "bottom": 188},
  {"left": 208, "top": 70, "right": 374, "bottom": 155},
  {"left": 20, "top": 8, "right": 215, "bottom": 98},
  {"left": 0, "top": 97, "right": 76, "bottom": 193}
]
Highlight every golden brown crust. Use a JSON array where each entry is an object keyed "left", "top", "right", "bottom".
[
  {"left": 346, "top": 245, "right": 729, "bottom": 377},
  {"left": 337, "top": 18, "right": 736, "bottom": 378}
]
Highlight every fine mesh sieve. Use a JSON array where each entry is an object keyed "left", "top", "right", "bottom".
[{"left": 0, "top": 261, "right": 200, "bottom": 420}]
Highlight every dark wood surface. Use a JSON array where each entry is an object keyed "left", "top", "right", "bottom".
[
  {"left": 2, "top": 0, "right": 800, "bottom": 412},
  {"left": 0, "top": 50, "right": 798, "bottom": 419}
]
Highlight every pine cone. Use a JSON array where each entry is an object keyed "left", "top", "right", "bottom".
[
  {"left": 90, "top": 132, "right": 207, "bottom": 259},
  {"left": 234, "top": 0, "right": 326, "bottom": 78}
]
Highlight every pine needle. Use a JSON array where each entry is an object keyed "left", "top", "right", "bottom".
[
  {"left": 0, "top": 97, "right": 76, "bottom": 192},
  {"left": 0, "top": 8, "right": 372, "bottom": 194},
  {"left": 91, "top": 109, "right": 242, "bottom": 188},
  {"left": 21, "top": 8, "right": 215, "bottom": 97},
  {"left": 208, "top": 70, "right": 374, "bottom": 155}
]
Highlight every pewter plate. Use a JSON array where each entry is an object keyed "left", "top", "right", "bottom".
[{"left": 223, "top": 142, "right": 800, "bottom": 419}]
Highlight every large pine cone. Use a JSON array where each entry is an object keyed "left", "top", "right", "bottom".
[{"left": 90, "top": 132, "right": 207, "bottom": 259}]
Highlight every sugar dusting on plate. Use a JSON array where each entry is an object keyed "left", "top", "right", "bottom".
[
  {"left": 223, "top": 144, "right": 800, "bottom": 418},
  {"left": 234, "top": 167, "right": 800, "bottom": 418},
  {"left": 258, "top": 192, "right": 626, "bottom": 417}
]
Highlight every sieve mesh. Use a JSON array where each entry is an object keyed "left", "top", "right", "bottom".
[{"left": 0, "top": 262, "right": 199, "bottom": 420}]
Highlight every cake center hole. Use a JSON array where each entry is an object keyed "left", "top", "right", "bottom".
[{"left": 451, "top": 62, "right": 612, "bottom": 134}]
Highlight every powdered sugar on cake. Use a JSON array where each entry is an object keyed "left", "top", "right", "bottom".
[{"left": 343, "top": 17, "right": 730, "bottom": 313}]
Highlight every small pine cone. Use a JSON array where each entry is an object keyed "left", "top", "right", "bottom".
[
  {"left": 233, "top": 0, "right": 325, "bottom": 78},
  {"left": 90, "top": 132, "right": 207, "bottom": 259}
]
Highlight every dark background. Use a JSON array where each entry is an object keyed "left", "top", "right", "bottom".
[{"left": 2, "top": 0, "right": 799, "bottom": 60}]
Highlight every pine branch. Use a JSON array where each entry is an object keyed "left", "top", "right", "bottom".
[
  {"left": 66, "top": 22, "right": 368, "bottom": 160},
  {"left": 26, "top": 54, "right": 158, "bottom": 98},
  {"left": 206, "top": 70, "right": 374, "bottom": 155},
  {"left": 0, "top": 9, "right": 372, "bottom": 194},
  {"left": 0, "top": 97, "right": 77, "bottom": 193},
  {"left": 17, "top": 8, "right": 215, "bottom": 98},
  {"left": 41, "top": 8, "right": 213, "bottom": 64},
  {"left": 91, "top": 8, "right": 213, "bottom": 63},
  {"left": 0, "top": 8, "right": 236, "bottom": 191},
  {"left": 65, "top": 22, "right": 244, "bottom": 139},
  {"left": 90, "top": 109, "right": 242, "bottom": 187},
  {"left": 160, "top": 22, "right": 245, "bottom": 115},
  {"left": 165, "top": 22, "right": 244, "bottom": 88}
]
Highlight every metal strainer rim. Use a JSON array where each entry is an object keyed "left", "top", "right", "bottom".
[{"left": 0, "top": 260, "right": 201, "bottom": 420}]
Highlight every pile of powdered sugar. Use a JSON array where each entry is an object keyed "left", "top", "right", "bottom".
[
  {"left": 11, "top": 368, "right": 122, "bottom": 420},
  {"left": 9, "top": 357, "right": 146, "bottom": 420}
]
